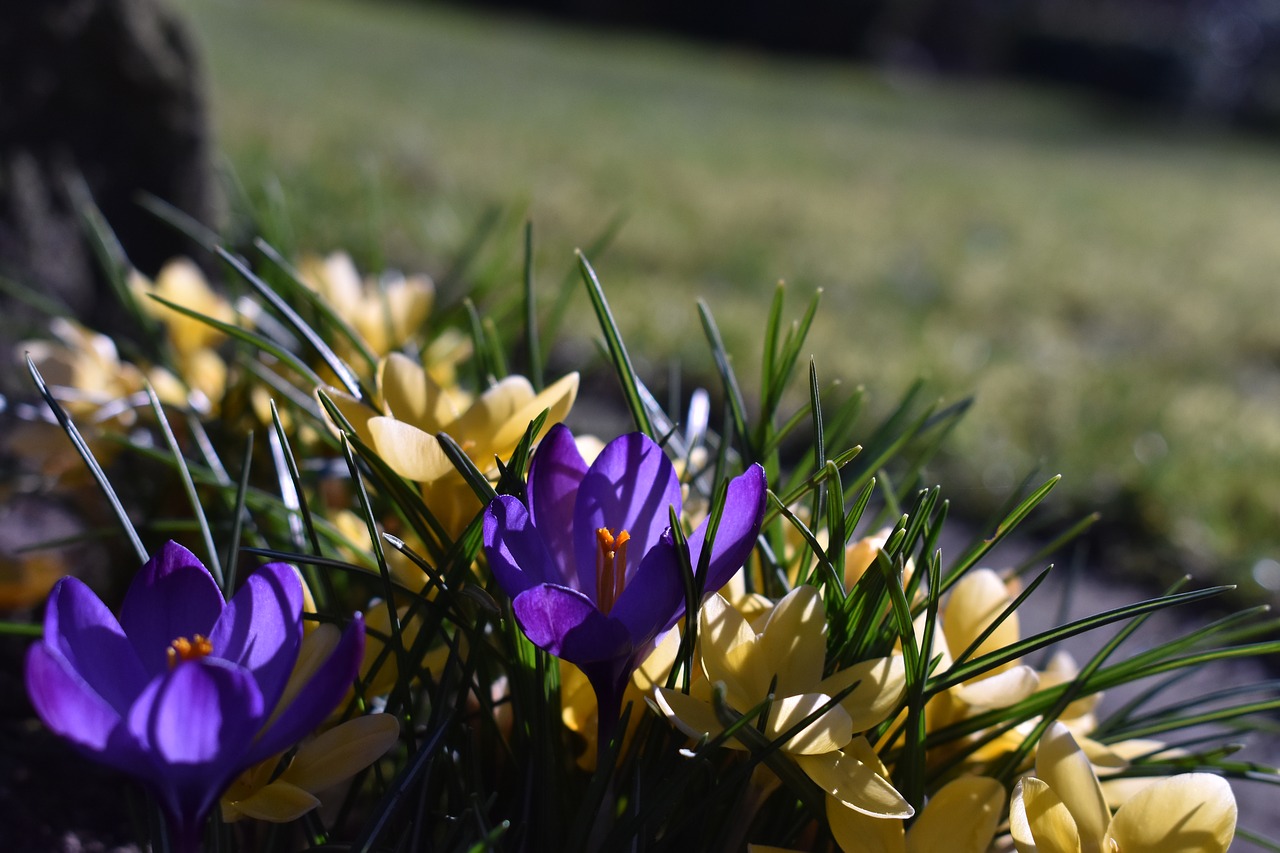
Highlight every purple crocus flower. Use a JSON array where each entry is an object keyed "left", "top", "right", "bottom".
[
  {"left": 483, "top": 424, "right": 766, "bottom": 741},
  {"left": 24, "top": 541, "right": 364, "bottom": 852}
]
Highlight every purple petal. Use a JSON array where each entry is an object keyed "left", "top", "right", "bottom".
[
  {"left": 42, "top": 576, "right": 147, "bottom": 712},
  {"left": 245, "top": 613, "right": 365, "bottom": 765},
  {"left": 609, "top": 531, "right": 687, "bottom": 644},
  {"left": 120, "top": 541, "right": 225, "bottom": 675},
  {"left": 207, "top": 562, "right": 303, "bottom": 714},
  {"left": 573, "top": 433, "right": 682, "bottom": 601},
  {"left": 25, "top": 642, "right": 123, "bottom": 753},
  {"left": 683, "top": 463, "right": 766, "bottom": 608},
  {"left": 512, "top": 584, "right": 632, "bottom": 664},
  {"left": 127, "top": 658, "right": 266, "bottom": 835},
  {"left": 527, "top": 423, "right": 587, "bottom": 582},
  {"left": 484, "top": 495, "right": 565, "bottom": 594}
]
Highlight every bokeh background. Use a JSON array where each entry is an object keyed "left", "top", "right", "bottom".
[{"left": 5, "top": 0, "right": 1280, "bottom": 598}]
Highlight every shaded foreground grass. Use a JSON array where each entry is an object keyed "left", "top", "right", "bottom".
[{"left": 180, "top": 0, "right": 1280, "bottom": 591}]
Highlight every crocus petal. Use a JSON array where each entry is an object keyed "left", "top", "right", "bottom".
[
  {"left": 42, "top": 576, "right": 147, "bottom": 711},
  {"left": 826, "top": 792, "right": 907, "bottom": 853},
  {"left": 755, "top": 585, "right": 826, "bottom": 698},
  {"left": 119, "top": 541, "right": 225, "bottom": 674},
  {"left": 246, "top": 614, "right": 365, "bottom": 766},
  {"left": 224, "top": 780, "right": 320, "bottom": 823},
  {"left": 1010, "top": 777, "right": 1081, "bottom": 853},
  {"left": 653, "top": 686, "right": 733, "bottom": 745},
  {"left": 1035, "top": 722, "right": 1109, "bottom": 850},
  {"left": 127, "top": 658, "right": 267, "bottom": 834},
  {"left": 1104, "top": 773, "right": 1236, "bottom": 853},
  {"left": 817, "top": 655, "right": 907, "bottom": 732},
  {"left": 942, "top": 568, "right": 1018, "bottom": 664},
  {"left": 366, "top": 417, "right": 455, "bottom": 483},
  {"left": 698, "top": 593, "right": 759, "bottom": 701},
  {"left": 282, "top": 713, "right": 401, "bottom": 793},
  {"left": 609, "top": 531, "right": 687, "bottom": 645},
  {"left": 682, "top": 463, "right": 766, "bottom": 601},
  {"left": 485, "top": 495, "right": 565, "bottom": 594},
  {"left": 25, "top": 641, "right": 123, "bottom": 753},
  {"left": 318, "top": 386, "right": 377, "bottom": 446},
  {"left": 449, "top": 375, "right": 536, "bottom": 444},
  {"left": 378, "top": 352, "right": 454, "bottom": 432},
  {"left": 526, "top": 423, "right": 588, "bottom": 582},
  {"left": 208, "top": 562, "right": 304, "bottom": 714},
  {"left": 486, "top": 371, "right": 580, "bottom": 456},
  {"left": 954, "top": 664, "right": 1040, "bottom": 712},
  {"left": 795, "top": 743, "right": 914, "bottom": 818},
  {"left": 904, "top": 776, "right": 1005, "bottom": 853},
  {"left": 766, "top": 692, "right": 853, "bottom": 754},
  {"left": 573, "top": 432, "right": 682, "bottom": 601},
  {"left": 511, "top": 585, "right": 631, "bottom": 664}
]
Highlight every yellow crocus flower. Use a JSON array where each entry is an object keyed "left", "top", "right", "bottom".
[
  {"left": 322, "top": 353, "right": 578, "bottom": 537},
  {"left": 655, "top": 586, "right": 911, "bottom": 819},
  {"left": 298, "top": 251, "right": 439, "bottom": 360},
  {"left": 827, "top": 753, "right": 1005, "bottom": 853},
  {"left": 221, "top": 713, "right": 399, "bottom": 823},
  {"left": 1009, "top": 721, "right": 1236, "bottom": 853}
]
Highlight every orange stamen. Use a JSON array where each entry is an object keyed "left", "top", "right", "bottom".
[
  {"left": 595, "top": 528, "right": 631, "bottom": 615},
  {"left": 166, "top": 634, "right": 213, "bottom": 670}
]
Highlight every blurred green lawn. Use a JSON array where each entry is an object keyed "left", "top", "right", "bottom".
[{"left": 180, "top": 0, "right": 1280, "bottom": 590}]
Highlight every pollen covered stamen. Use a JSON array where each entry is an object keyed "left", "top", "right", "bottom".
[
  {"left": 595, "top": 528, "right": 631, "bottom": 615},
  {"left": 166, "top": 634, "right": 213, "bottom": 670}
]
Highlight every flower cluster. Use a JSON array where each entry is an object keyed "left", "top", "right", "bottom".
[{"left": 10, "top": 240, "right": 1270, "bottom": 852}]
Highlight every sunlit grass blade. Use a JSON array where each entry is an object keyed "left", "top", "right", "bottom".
[
  {"left": 942, "top": 474, "right": 1060, "bottom": 592},
  {"left": 253, "top": 237, "right": 379, "bottom": 373},
  {"left": 697, "top": 299, "right": 750, "bottom": 459},
  {"left": 146, "top": 290, "right": 327, "bottom": 391},
  {"left": 217, "top": 245, "right": 367, "bottom": 398},
  {"left": 26, "top": 356, "right": 146, "bottom": 562},
  {"left": 145, "top": 384, "right": 224, "bottom": 590},
  {"left": 579, "top": 251, "right": 653, "bottom": 437},
  {"left": 222, "top": 431, "right": 254, "bottom": 592}
]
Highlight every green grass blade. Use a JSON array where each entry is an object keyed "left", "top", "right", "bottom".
[
  {"left": 25, "top": 356, "right": 146, "bottom": 563},
  {"left": 578, "top": 251, "right": 653, "bottom": 437}
]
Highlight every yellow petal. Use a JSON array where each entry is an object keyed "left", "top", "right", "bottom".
[
  {"left": 268, "top": 624, "right": 341, "bottom": 731},
  {"left": 1105, "top": 773, "right": 1236, "bottom": 853},
  {"left": 942, "top": 568, "right": 1018, "bottom": 666},
  {"left": 843, "top": 527, "right": 893, "bottom": 590},
  {"left": 378, "top": 352, "right": 458, "bottom": 431},
  {"left": 1010, "top": 777, "right": 1082, "bottom": 853},
  {"left": 905, "top": 776, "right": 1005, "bottom": 853},
  {"left": 827, "top": 792, "right": 906, "bottom": 853},
  {"left": 795, "top": 745, "right": 913, "bottom": 819},
  {"left": 356, "top": 273, "right": 433, "bottom": 356},
  {"left": 757, "top": 585, "right": 827, "bottom": 697},
  {"left": 283, "top": 714, "right": 400, "bottom": 793},
  {"left": 653, "top": 687, "right": 739, "bottom": 748},
  {"left": 766, "top": 693, "right": 853, "bottom": 754},
  {"left": 223, "top": 779, "right": 320, "bottom": 823},
  {"left": 486, "top": 371, "right": 580, "bottom": 458},
  {"left": 449, "top": 375, "right": 537, "bottom": 448},
  {"left": 318, "top": 386, "right": 378, "bottom": 445},
  {"left": 632, "top": 628, "right": 682, "bottom": 692},
  {"left": 954, "top": 665, "right": 1040, "bottom": 712},
  {"left": 1036, "top": 722, "right": 1110, "bottom": 851},
  {"left": 699, "top": 594, "right": 759, "bottom": 699},
  {"left": 817, "top": 655, "right": 906, "bottom": 732},
  {"left": 366, "top": 417, "right": 456, "bottom": 482}
]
